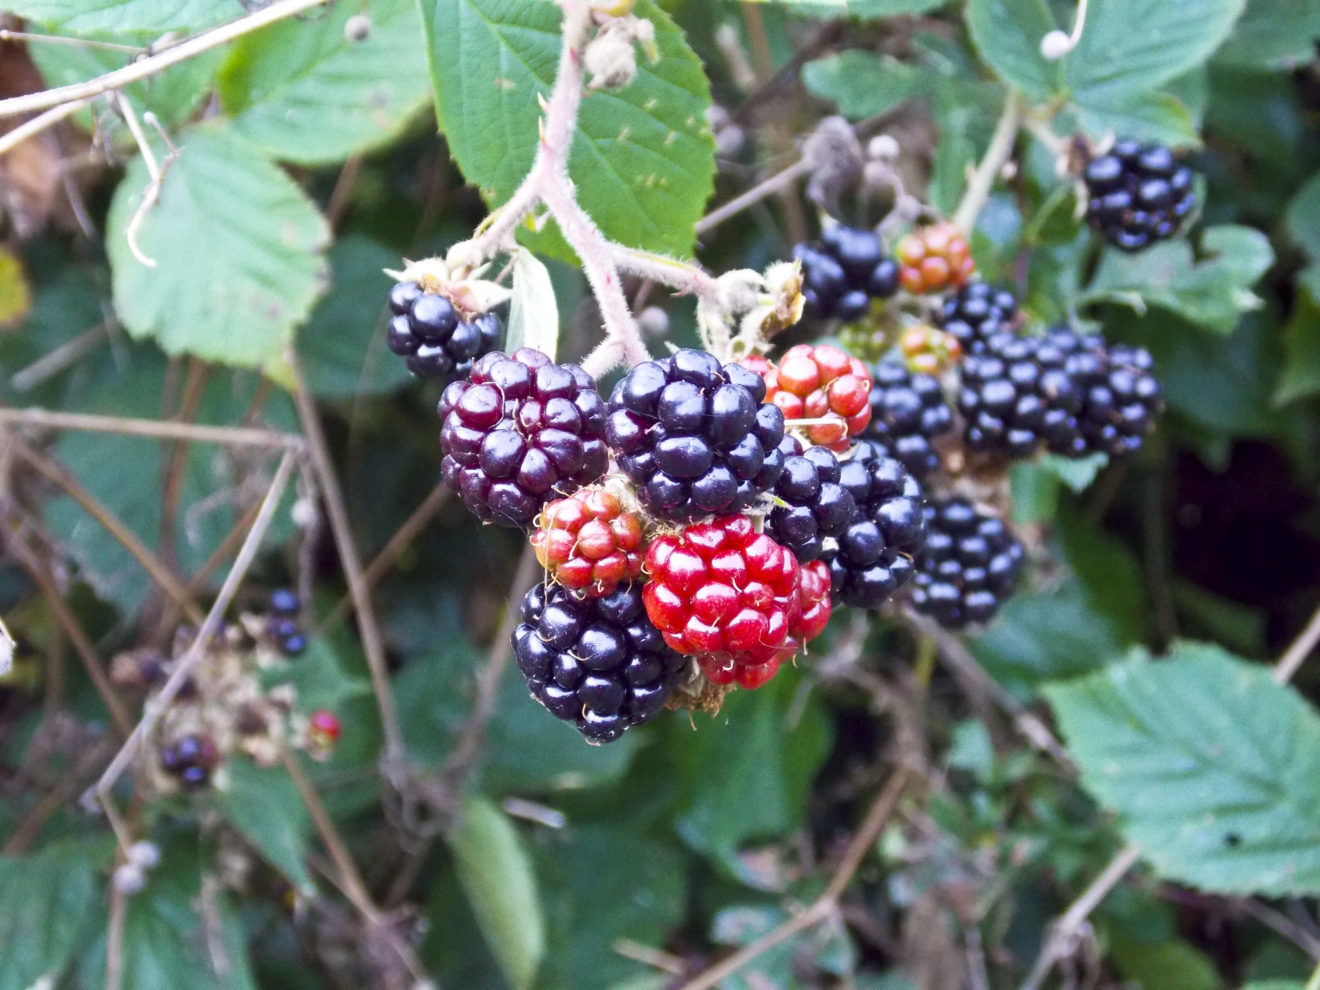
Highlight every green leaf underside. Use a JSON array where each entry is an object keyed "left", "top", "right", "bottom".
[
  {"left": 1046, "top": 643, "right": 1320, "bottom": 896},
  {"left": 1, "top": 0, "right": 230, "bottom": 32},
  {"left": 106, "top": 124, "right": 331, "bottom": 370},
  {"left": 0, "top": 843, "right": 101, "bottom": 990},
  {"left": 218, "top": 760, "right": 316, "bottom": 894},
  {"left": 421, "top": 0, "right": 715, "bottom": 260},
  {"left": 217, "top": 0, "right": 431, "bottom": 165},
  {"left": 449, "top": 795, "right": 546, "bottom": 990}
]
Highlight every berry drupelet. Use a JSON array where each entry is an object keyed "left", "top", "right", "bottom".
[
  {"left": 530, "top": 487, "right": 645, "bottom": 598},
  {"left": 911, "top": 498, "right": 1023, "bottom": 628},
  {"left": 512, "top": 582, "right": 684, "bottom": 743},
  {"left": 439, "top": 348, "right": 609, "bottom": 528},
  {"left": 160, "top": 733, "right": 220, "bottom": 789},
  {"left": 762, "top": 438, "right": 856, "bottom": 564},
  {"left": 1083, "top": 139, "right": 1196, "bottom": 252},
  {"left": 939, "top": 283, "right": 1019, "bottom": 355},
  {"left": 826, "top": 443, "right": 927, "bottom": 609},
  {"left": 606, "top": 349, "right": 787, "bottom": 523},
  {"left": 862, "top": 361, "right": 954, "bottom": 481},
  {"left": 794, "top": 225, "right": 900, "bottom": 321},
  {"left": 385, "top": 281, "right": 502, "bottom": 381}
]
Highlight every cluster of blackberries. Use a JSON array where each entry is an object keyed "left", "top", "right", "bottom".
[
  {"left": 862, "top": 363, "right": 954, "bottom": 480},
  {"left": 160, "top": 733, "right": 219, "bottom": 789},
  {"left": 940, "top": 283, "right": 1019, "bottom": 355},
  {"left": 1082, "top": 139, "right": 1196, "bottom": 252},
  {"left": 386, "top": 281, "right": 503, "bottom": 381},
  {"left": 266, "top": 589, "right": 306, "bottom": 657},
  {"left": 794, "top": 225, "right": 899, "bottom": 321},
  {"left": 911, "top": 498, "right": 1023, "bottom": 629}
]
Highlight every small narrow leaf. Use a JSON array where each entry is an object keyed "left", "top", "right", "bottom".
[
  {"left": 449, "top": 795, "right": 546, "bottom": 990},
  {"left": 506, "top": 250, "right": 560, "bottom": 360},
  {"left": 1046, "top": 642, "right": 1320, "bottom": 896}
]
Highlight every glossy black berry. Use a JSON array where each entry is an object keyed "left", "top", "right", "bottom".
[
  {"left": 606, "top": 349, "right": 787, "bottom": 522},
  {"left": 1082, "top": 139, "right": 1196, "bottom": 252},
  {"left": 763, "top": 437, "right": 857, "bottom": 564},
  {"left": 160, "top": 733, "right": 220, "bottom": 789},
  {"left": 911, "top": 498, "right": 1023, "bottom": 628},
  {"left": 385, "top": 281, "right": 503, "bottom": 382},
  {"left": 1072, "top": 340, "right": 1163, "bottom": 456},
  {"left": 794, "top": 225, "right": 900, "bottom": 322},
  {"left": 861, "top": 362, "right": 954, "bottom": 480},
  {"left": 511, "top": 581, "right": 684, "bottom": 743},
  {"left": 824, "top": 443, "right": 927, "bottom": 608},
  {"left": 439, "top": 348, "right": 608, "bottom": 528},
  {"left": 269, "top": 589, "right": 300, "bottom": 616},
  {"left": 940, "top": 283, "right": 1019, "bottom": 354}
]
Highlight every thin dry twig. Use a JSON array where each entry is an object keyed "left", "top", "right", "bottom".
[
  {"left": 0, "top": 406, "right": 304, "bottom": 450},
  {"left": 1273, "top": 601, "right": 1320, "bottom": 685}
]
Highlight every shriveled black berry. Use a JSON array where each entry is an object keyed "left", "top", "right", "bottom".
[
  {"left": 384, "top": 281, "right": 503, "bottom": 382},
  {"left": 794, "top": 225, "right": 900, "bottom": 322},
  {"left": 763, "top": 437, "right": 857, "bottom": 564},
  {"left": 606, "top": 349, "right": 787, "bottom": 522},
  {"left": 861, "top": 362, "right": 954, "bottom": 480},
  {"left": 940, "top": 283, "right": 1019, "bottom": 354},
  {"left": 439, "top": 348, "right": 609, "bottom": 528},
  {"left": 911, "top": 498, "right": 1023, "bottom": 628},
  {"left": 160, "top": 733, "right": 220, "bottom": 789},
  {"left": 511, "top": 582, "right": 683, "bottom": 743},
  {"left": 824, "top": 443, "right": 927, "bottom": 608},
  {"left": 1083, "top": 139, "right": 1196, "bottom": 252}
]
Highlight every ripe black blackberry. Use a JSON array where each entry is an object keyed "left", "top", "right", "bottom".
[
  {"left": 1082, "top": 139, "right": 1196, "bottom": 252},
  {"left": 794, "top": 225, "right": 900, "bottom": 321},
  {"left": 911, "top": 498, "right": 1023, "bottom": 628},
  {"left": 385, "top": 281, "right": 502, "bottom": 380},
  {"left": 439, "top": 348, "right": 608, "bottom": 528},
  {"left": 957, "top": 330, "right": 1087, "bottom": 459},
  {"left": 512, "top": 581, "right": 684, "bottom": 743},
  {"left": 1072, "top": 340, "right": 1163, "bottom": 456},
  {"left": 862, "top": 362, "right": 954, "bottom": 480},
  {"left": 160, "top": 733, "right": 220, "bottom": 789},
  {"left": 762, "top": 437, "right": 857, "bottom": 564},
  {"left": 825, "top": 442, "right": 927, "bottom": 609},
  {"left": 606, "top": 349, "right": 787, "bottom": 522},
  {"left": 939, "top": 283, "right": 1019, "bottom": 354}
]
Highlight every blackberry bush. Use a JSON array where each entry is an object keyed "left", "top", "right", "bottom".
[
  {"left": 1083, "top": 139, "right": 1196, "bottom": 252},
  {"left": 910, "top": 497, "right": 1024, "bottom": 628},
  {"left": 512, "top": 581, "right": 684, "bottom": 743},
  {"left": 606, "top": 349, "right": 787, "bottom": 522},
  {"left": 385, "top": 280, "right": 503, "bottom": 381},
  {"left": 439, "top": 348, "right": 609, "bottom": 527}
]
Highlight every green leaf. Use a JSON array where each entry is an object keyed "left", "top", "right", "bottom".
[
  {"left": 216, "top": 760, "right": 315, "bottom": 894},
  {"left": 1214, "top": 0, "right": 1320, "bottom": 70},
  {"left": 1239, "top": 983, "right": 1306, "bottom": 990},
  {"left": 2, "top": 0, "right": 230, "bottom": 32},
  {"left": 217, "top": 0, "right": 431, "bottom": 165},
  {"left": 1084, "top": 225, "right": 1274, "bottom": 335},
  {"left": 106, "top": 124, "right": 331, "bottom": 370},
  {"left": 421, "top": 0, "right": 715, "bottom": 260},
  {"left": 506, "top": 249, "right": 560, "bottom": 359},
  {"left": 1284, "top": 172, "right": 1320, "bottom": 259},
  {"left": 1069, "top": 88, "right": 1199, "bottom": 148},
  {"left": 296, "top": 235, "right": 416, "bottom": 398},
  {"left": 1106, "top": 933, "right": 1226, "bottom": 990},
  {"left": 965, "top": 0, "right": 1059, "bottom": 103},
  {"left": 449, "top": 794, "right": 546, "bottom": 990},
  {"left": 801, "top": 52, "right": 920, "bottom": 120},
  {"left": 0, "top": 841, "right": 103, "bottom": 990},
  {"left": 843, "top": 0, "right": 946, "bottom": 14},
  {"left": 1045, "top": 642, "right": 1320, "bottom": 896},
  {"left": 1276, "top": 290, "right": 1320, "bottom": 406}
]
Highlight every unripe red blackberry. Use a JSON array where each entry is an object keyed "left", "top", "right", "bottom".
[
  {"left": 439, "top": 348, "right": 609, "bottom": 528},
  {"left": 386, "top": 281, "right": 502, "bottom": 381},
  {"left": 606, "top": 349, "right": 787, "bottom": 523},
  {"left": 895, "top": 222, "right": 975, "bottom": 295},
  {"left": 530, "top": 487, "right": 644, "bottom": 598},
  {"left": 911, "top": 498, "right": 1023, "bottom": 628},
  {"left": 1083, "top": 139, "right": 1196, "bottom": 252},
  {"left": 512, "top": 582, "right": 683, "bottom": 743},
  {"left": 762, "top": 344, "right": 872, "bottom": 452}
]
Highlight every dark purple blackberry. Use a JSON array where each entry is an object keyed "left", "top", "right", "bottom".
[
  {"left": 794, "top": 225, "right": 900, "bottom": 321},
  {"left": 1071, "top": 340, "right": 1163, "bottom": 456},
  {"left": 911, "top": 498, "right": 1023, "bottom": 628},
  {"left": 269, "top": 589, "right": 300, "bottom": 616},
  {"left": 160, "top": 733, "right": 220, "bottom": 789},
  {"left": 763, "top": 437, "right": 857, "bottom": 564},
  {"left": 939, "top": 283, "right": 1019, "bottom": 354},
  {"left": 511, "top": 581, "right": 683, "bottom": 743},
  {"left": 957, "top": 330, "right": 1087, "bottom": 460},
  {"left": 605, "top": 349, "right": 787, "bottom": 523},
  {"left": 862, "top": 362, "right": 953, "bottom": 480},
  {"left": 825, "top": 442, "right": 927, "bottom": 609},
  {"left": 1082, "top": 139, "right": 1196, "bottom": 252},
  {"left": 439, "top": 348, "right": 608, "bottom": 528},
  {"left": 385, "top": 281, "right": 503, "bottom": 381}
]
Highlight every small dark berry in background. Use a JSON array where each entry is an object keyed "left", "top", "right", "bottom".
[
  {"left": 1083, "top": 139, "right": 1196, "bottom": 252},
  {"left": 794, "top": 225, "right": 900, "bottom": 321}
]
